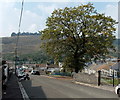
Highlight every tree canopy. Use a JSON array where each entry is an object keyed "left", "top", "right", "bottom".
[
  {"left": 40, "top": 3, "right": 117, "bottom": 73},
  {"left": 11, "top": 32, "right": 41, "bottom": 36}
]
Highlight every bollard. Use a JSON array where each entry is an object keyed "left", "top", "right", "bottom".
[
  {"left": 113, "top": 70, "right": 114, "bottom": 87},
  {"left": 98, "top": 70, "right": 101, "bottom": 86}
]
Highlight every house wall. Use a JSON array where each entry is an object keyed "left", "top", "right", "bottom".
[
  {"left": 83, "top": 68, "right": 96, "bottom": 74},
  {"left": 101, "top": 69, "right": 109, "bottom": 77},
  {"left": 47, "top": 68, "right": 60, "bottom": 73},
  {"left": 109, "top": 69, "right": 117, "bottom": 77}
]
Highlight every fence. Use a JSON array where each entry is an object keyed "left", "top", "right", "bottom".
[
  {"left": 101, "top": 73, "right": 120, "bottom": 86},
  {"left": 73, "top": 71, "right": 120, "bottom": 86}
]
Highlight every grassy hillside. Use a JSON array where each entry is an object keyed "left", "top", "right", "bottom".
[
  {"left": 2, "top": 35, "right": 42, "bottom": 55},
  {"left": 2, "top": 35, "right": 120, "bottom": 61}
]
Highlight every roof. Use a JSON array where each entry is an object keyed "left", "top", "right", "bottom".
[
  {"left": 23, "top": 64, "right": 36, "bottom": 66},
  {"left": 97, "top": 65, "right": 110, "bottom": 71},
  {"left": 87, "top": 62, "right": 116, "bottom": 71},
  {"left": 36, "top": 64, "right": 47, "bottom": 67},
  {"left": 110, "top": 62, "right": 120, "bottom": 71},
  {"left": 87, "top": 63, "right": 106, "bottom": 71},
  {"left": 47, "top": 64, "right": 59, "bottom": 68}
]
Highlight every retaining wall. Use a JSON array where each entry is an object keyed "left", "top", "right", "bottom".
[{"left": 73, "top": 73, "right": 98, "bottom": 85}]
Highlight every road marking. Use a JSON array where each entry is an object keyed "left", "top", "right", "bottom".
[{"left": 18, "top": 81, "right": 30, "bottom": 100}]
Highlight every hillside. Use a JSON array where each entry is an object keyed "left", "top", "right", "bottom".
[
  {"left": 2, "top": 36, "right": 120, "bottom": 55},
  {"left": 2, "top": 35, "right": 42, "bottom": 55},
  {"left": 2, "top": 35, "right": 120, "bottom": 61}
]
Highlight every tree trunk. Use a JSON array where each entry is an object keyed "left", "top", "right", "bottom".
[{"left": 75, "top": 66, "right": 79, "bottom": 73}]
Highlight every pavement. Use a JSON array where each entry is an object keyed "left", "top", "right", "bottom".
[
  {"left": 73, "top": 81, "right": 115, "bottom": 92},
  {"left": 2, "top": 73, "right": 23, "bottom": 100}
]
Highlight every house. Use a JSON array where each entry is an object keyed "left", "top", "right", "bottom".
[
  {"left": 109, "top": 62, "right": 120, "bottom": 77},
  {"left": 36, "top": 64, "right": 47, "bottom": 71},
  {"left": 83, "top": 63, "right": 103, "bottom": 75},
  {"left": 47, "top": 64, "right": 61, "bottom": 73},
  {"left": 96, "top": 63, "right": 118, "bottom": 78},
  {"left": 83, "top": 61, "right": 119, "bottom": 78},
  {"left": 96, "top": 65, "right": 111, "bottom": 77},
  {"left": 23, "top": 64, "right": 36, "bottom": 68}
]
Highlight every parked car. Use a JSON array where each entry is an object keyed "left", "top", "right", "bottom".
[
  {"left": 115, "top": 84, "right": 120, "bottom": 97},
  {"left": 17, "top": 71, "right": 25, "bottom": 78},
  {"left": 19, "top": 73, "right": 30, "bottom": 81},
  {"left": 31, "top": 70, "right": 40, "bottom": 75}
]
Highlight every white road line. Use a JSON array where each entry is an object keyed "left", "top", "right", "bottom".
[{"left": 18, "top": 81, "right": 30, "bottom": 100}]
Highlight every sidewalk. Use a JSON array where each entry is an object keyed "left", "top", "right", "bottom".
[
  {"left": 73, "top": 81, "right": 115, "bottom": 92},
  {"left": 2, "top": 73, "right": 23, "bottom": 100}
]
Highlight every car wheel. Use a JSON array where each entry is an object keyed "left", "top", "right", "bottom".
[{"left": 118, "top": 89, "right": 120, "bottom": 97}]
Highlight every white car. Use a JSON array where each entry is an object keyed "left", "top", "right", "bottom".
[
  {"left": 17, "top": 71, "right": 25, "bottom": 78},
  {"left": 115, "top": 84, "right": 120, "bottom": 97}
]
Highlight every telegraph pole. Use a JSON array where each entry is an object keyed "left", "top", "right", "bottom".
[
  {"left": 14, "top": 0, "right": 24, "bottom": 75},
  {"left": 118, "top": 1, "right": 120, "bottom": 84}
]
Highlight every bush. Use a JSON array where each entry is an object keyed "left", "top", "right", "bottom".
[{"left": 52, "top": 71, "right": 71, "bottom": 76}]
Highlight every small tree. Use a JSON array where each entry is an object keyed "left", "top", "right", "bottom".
[{"left": 40, "top": 3, "right": 117, "bottom": 73}]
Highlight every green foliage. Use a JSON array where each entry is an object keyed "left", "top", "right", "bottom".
[
  {"left": 102, "top": 78, "right": 119, "bottom": 85},
  {"left": 11, "top": 32, "right": 41, "bottom": 36},
  {"left": 3, "top": 51, "right": 53, "bottom": 64},
  {"left": 41, "top": 3, "right": 117, "bottom": 73}
]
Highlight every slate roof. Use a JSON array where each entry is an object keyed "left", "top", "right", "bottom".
[{"left": 110, "top": 62, "right": 120, "bottom": 71}]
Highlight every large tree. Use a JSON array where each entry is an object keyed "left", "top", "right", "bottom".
[{"left": 40, "top": 3, "right": 117, "bottom": 73}]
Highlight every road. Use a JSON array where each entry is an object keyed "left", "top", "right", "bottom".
[{"left": 21, "top": 75, "right": 119, "bottom": 99}]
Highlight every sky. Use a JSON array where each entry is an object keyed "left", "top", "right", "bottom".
[{"left": 0, "top": 0, "right": 119, "bottom": 37}]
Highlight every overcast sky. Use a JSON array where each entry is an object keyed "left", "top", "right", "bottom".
[{"left": 0, "top": 0, "right": 119, "bottom": 37}]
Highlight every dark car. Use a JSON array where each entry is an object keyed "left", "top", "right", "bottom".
[{"left": 31, "top": 70, "right": 40, "bottom": 75}]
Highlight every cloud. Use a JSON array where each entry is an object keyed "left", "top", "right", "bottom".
[
  {"left": 37, "top": 4, "right": 58, "bottom": 16},
  {"left": 21, "top": 9, "right": 41, "bottom": 31},
  {"left": 0, "top": 2, "right": 43, "bottom": 37},
  {"left": 104, "top": 4, "right": 118, "bottom": 21},
  {"left": 0, "top": 2, "right": 119, "bottom": 38},
  {"left": 27, "top": 24, "right": 38, "bottom": 32},
  {"left": 104, "top": 4, "right": 118, "bottom": 38},
  {"left": 0, "top": 2, "right": 18, "bottom": 37}
]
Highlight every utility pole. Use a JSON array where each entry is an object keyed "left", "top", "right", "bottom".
[
  {"left": 118, "top": 1, "right": 120, "bottom": 84},
  {"left": 15, "top": 48, "right": 17, "bottom": 75},
  {"left": 14, "top": 0, "right": 24, "bottom": 75},
  {"left": 15, "top": 48, "right": 18, "bottom": 75}
]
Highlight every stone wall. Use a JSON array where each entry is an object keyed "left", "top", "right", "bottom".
[{"left": 73, "top": 73, "right": 98, "bottom": 85}]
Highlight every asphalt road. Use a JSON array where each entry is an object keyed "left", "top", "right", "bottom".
[{"left": 21, "top": 75, "right": 119, "bottom": 99}]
